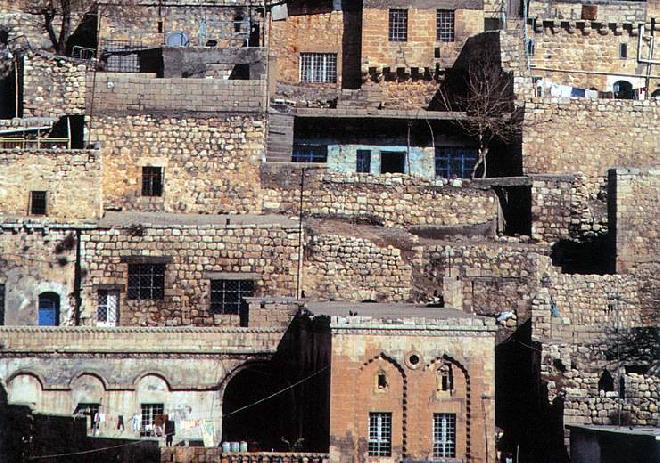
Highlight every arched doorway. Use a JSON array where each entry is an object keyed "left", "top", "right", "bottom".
[
  {"left": 222, "top": 362, "right": 300, "bottom": 452},
  {"left": 38, "top": 292, "right": 60, "bottom": 326},
  {"left": 613, "top": 80, "right": 634, "bottom": 99}
]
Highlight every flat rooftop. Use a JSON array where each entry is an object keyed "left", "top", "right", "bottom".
[
  {"left": 98, "top": 211, "right": 299, "bottom": 228},
  {"left": 567, "top": 424, "right": 660, "bottom": 438},
  {"left": 306, "top": 301, "right": 474, "bottom": 319}
]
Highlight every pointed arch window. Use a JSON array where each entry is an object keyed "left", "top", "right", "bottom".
[{"left": 438, "top": 362, "right": 454, "bottom": 393}]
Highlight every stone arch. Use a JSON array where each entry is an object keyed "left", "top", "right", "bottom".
[
  {"left": 7, "top": 372, "right": 43, "bottom": 408},
  {"left": 358, "top": 352, "right": 409, "bottom": 456},
  {"left": 217, "top": 359, "right": 269, "bottom": 398},
  {"left": 132, "top": 371, "right": 172, "bottom": 391},
  {"left": 428, "top": 354, "right": 472, "bottom": 460},
  {"left": 70, "top": 373, "right": 107, "bottom": 409},
  {"left": 135, "top": 373, "right": 171, "bottom": 405}
]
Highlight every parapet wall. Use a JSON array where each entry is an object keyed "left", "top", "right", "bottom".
[
  {"left": 89, "top": 73, "right": 265, "bottom": 114},
  {"left": 522, "top": 98, "right": 660, "bottom": 193},
  {"left": 528, "top": 0, "right": 648, "bottom": 23},
  {"left": 0, "top": 149, "right": 102, "bottom": 220},
  {"left": 91, "top": 113, "right": 265, "bottom": 214},
  {"left": 261, "top": 165, "right": 499, "bottom": 228}
]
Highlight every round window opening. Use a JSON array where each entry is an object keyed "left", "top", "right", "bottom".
[{"left": 409, "top": 354, "right": 420, "bottom": 366}]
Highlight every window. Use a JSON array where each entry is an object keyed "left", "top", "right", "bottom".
[
  {"left": 0, "top": 284, "right": 4, "bottom": 325},
  {"left": 292, "top": 144, "right": 328, "bottom": 163},
  {"left": 97, "top": 290, "right": 119, "bottom": 326},
  {"left": 140, "top": 403, "right": 164, "bottom": 436},
  {"left": 38, "top": 292, "right": 60, "bottom": 326},
  {"left": 619, "top": 43, "right": 628, "bottom": 59},
  {"left": 437, "top": 10, "right": 455, "bottom": 42},
  {"left": 30, "top": 191, "right": 47, "bottom": 215},
  {"left": 210, "top": 279, "right": 255, "bottom": 315},
  {"left": 356, "top": 150, "right": 371, "bottom": 173},
  {"left": 438, "top": 363, "right": 453, "bottom": 392},
  {"left": 527, "top": 39, "right": 536, "bottom": 56},
  {"left": 388, "top": 9, "right": 408, "bottom": 42},
  {"left": 433, "top": 413, "right": 456, "bottom": 458},
  {"left": 127, "top": 264, "right": 165, "bottom": 300},
  {"left": 74, "top": 403, "right": 100, "bottom": 430},
  {"left": 435, "top": 147, "right": 478, "bottom": 178},
  {"left": 380, "top": 151, "right": 405, "bottom": 174},
  {"left": 141, "top": 166, "right": 163, "bottom": 197},
  {"left": 299, "top": 53, "right": 337, "bottom": 83},
  {"left": 377, "top": 371, "right": 388, "bottom": 390},
  {"left": 368, "top": 412, "right": 392, "bottom": 456}
]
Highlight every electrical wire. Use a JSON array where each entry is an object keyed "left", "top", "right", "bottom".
[{"left": 27, "top": 365, "right": 329, "bottom": 460}]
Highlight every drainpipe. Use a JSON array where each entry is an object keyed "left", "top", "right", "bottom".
[{"left": 73, "top": 229, "right": 83, "bottom": 325}]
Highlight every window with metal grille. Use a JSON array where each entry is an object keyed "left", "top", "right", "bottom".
[
  {"left": 435, "top": 147, "right": 478, "bottom": 178},
  {"left": 140, "top": 403, "right": 164, "bottom": 436},
  {"left": 437, "top": 10, "right": 455, "bottom": 42},
  {"left": 368, "top": 412, "right": 392, "bottom": 456},
  {"left": 0, "top": 284, "right": 4, "bottom": 325},
  {"left": 30, "top": 191, "right": 47, "bottom": 215},
  {"left": 141, "top": 166, "right": 163, "bottom": 197},
  {"left": 433, "top": 413, "right": 456, "bottom": 458},
  {"left": 97, "top": 289, "right": 119, "bottom": 326},
  {"left": 127, "top": 264, "right": 165, "bottom": 300},
  {"left": 292, "top": 144, "right": 328, "bottom": 163},
  {"left": 74, "top": 403, "right": 100, "bottom": 430},
  {"left": 299, "top": 53, "right": 337, "bottom": 83},
  {"left": 210, "top": 279, "right": 255, "bottom": 315},
  {"left": 356, "top": 150, "right": 371, "bottom": 173},
  {"left": 389, "top": 9, "right": 408, "bottom": 42}
]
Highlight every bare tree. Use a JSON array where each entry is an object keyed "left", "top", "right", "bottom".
[
  {"left": 22, "top": 0, "right": 91, "bottom": 55},
  {"left": 436, "top": 54, "right": 522, "bottom": 179}
]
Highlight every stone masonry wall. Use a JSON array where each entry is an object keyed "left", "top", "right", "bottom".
[
  {"left": 80, "top": 222, "right": 299, "bottom": 326},
  {"left": 610, "top": 168, "right": 659, "bottom": 273},
  {"left": 528, "top": 23, "right": 651, "bottom": 91},
  {"left": 0, "top": 149, "right": 102, "bottom": 220},
  {"left": 261, "top": 165, "right": 499, "bottom": 227},
  {"left": 89, "top": 73, "right": 265, "bottom": 114},
  {"left": 528, "top": 0, "right": 648, "bottom": 23},
  {"left": 22, "top": 53, "right": 89, "bottom": 118},
  {"left": 522, "top": 98, "right": 660, "bottom": 195},
  {"left": 91, "top": 114, "right": 265, "bottom": 214},
  {"left": 361, "top": 4, "right": 484, "bottom": 72},
  {"left": 303, "top": 233, "right": 413, "bottom": 302},
  {"left": 0, "top": 225, "right": 77, "bottom": 326}
]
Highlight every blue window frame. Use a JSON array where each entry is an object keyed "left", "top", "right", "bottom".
[
  {"left": 435, "top": 146, "right": 478, "bottom": 179},
  {"left": 356, "top": 150, "right": 371, "bottom": 173},
  {"left": 291, "top": 145, "right": 328, "bottom": 163},
  {"left": 38, "top": 292, "right": 60, "bottom": 326}
]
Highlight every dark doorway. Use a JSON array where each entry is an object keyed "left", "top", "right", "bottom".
[
  {"left": 494, "top": 186, "right": 532, "bottom": 236},
  {"left": 341, "top": 0, "right": 363, "bottom": 89},
  {"left": 0, "top": 63, "right": 18, "bottom": 119},
  {"left": 550, "top": 237, "right": 613, "bottom": 275},
  {"left": 66, "top": 11, "right": 98, "bottom": 57},
  {"left": 613, "top": 80, "right": 634, "bottom": 100},
  {"left": 38, "top": 292, "right": 60, "bottom": 326},
  {"left": 380, "top": 151, "right": 405, "bottom": 174},
  {"left": 50, "top": 115, "right": 85, "bottom": 148},
  {"left": 222, "top": 363, "right": 300, "bottom": 452}
]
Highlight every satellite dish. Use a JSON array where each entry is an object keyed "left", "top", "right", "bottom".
[{"left": 166, "top": 32, "right": 189, "bottom": 48}]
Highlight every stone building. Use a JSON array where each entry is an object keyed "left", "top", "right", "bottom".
[{"left": 0, "top": 0, "right": 659, "bottom": 462}]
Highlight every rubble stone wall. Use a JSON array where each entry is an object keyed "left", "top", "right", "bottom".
[
  {"left": 80, "top": 223, "right": 299, "bottom": 326},
  {"left": 0, "top": 226, "right": 77, "bottom": 326},
  {"left": 303, "top": 233, "right": 413, "bottom": 302},
  {"left": 0, "top": 149, "right": 102, "bottom": 220},
  {"left": 89, "top": 73, "right": 265, "bottom": 114},
  {"left": 91, "top": 114, "right": 265, "bottom": 214},
  {"left": 22, "top": 53, "right": 89, "bottom": 118},
  {"left": 261, "top": 165, "right": 499, "bottom": 227},
  {"left": 522, "top": 98, "right": 660, "bottom": 195}
]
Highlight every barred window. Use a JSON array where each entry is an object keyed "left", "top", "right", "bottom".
[
  {"left": 140, "top": 403, "right": 164, "bottom": 436},
  {"left": 368, "top": 412, "right": 392, "bottom": 456},
  {"left": 299, "top": 53, "right": 337, "bottom": 83},
  {"left": 437, "top": 10, "right": 455, "bottom": 42},
  {"left": 127, "top": 264, "right": 165, "bottom": 300},
  {"left": 292, "top": 144, "right": 328, "bottom": 163},
  {"left": 433, "top": 413, "right": 456, "bottom": 458},
  {"left": 356, "top": 150, "right": 371, "bottom": 173},
  {"left": 97, "top": 289, "right": 119, "bottom": 326},
  {"left": 210, "top": 279, "right": 255, "bottom": 315},
  {"left": 389, "top": 9, "right": 408, "bottom": 42},
  {"left": 435, "top": 146, "right": 478, "bottom": 178},
  {"left": 30, "top": 191, "right": 47, "bottom": 215},
  {"left": 141, "top": 166, "right": 163, "bottom": 197}
]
